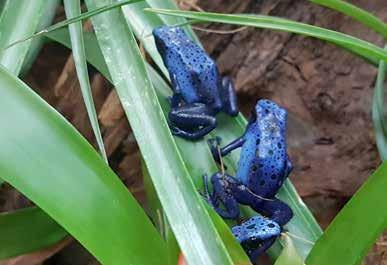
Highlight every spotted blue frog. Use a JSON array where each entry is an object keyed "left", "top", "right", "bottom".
[
  {"left": 153, "top": 26, "right": 238, "bottom": 140},
  {"left": 203, "top": 99, "right": 293, "bottom": 259}
]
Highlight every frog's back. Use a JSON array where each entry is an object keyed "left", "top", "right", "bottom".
[
  {"left": 153, "top": 26, "right": 222, "bottom": 107},
  {"left": 237, "top": 100, "right": 290, "bottom": 197}
]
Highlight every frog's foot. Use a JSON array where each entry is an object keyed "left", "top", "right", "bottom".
[
  {"left": 220, "top": 76, "right": 238, "bottom": 117},
  {"left": 208, "top": 136, "right": 222, "bottom": 163},
  {"left": 199, "top": 174, "right": 214, "bottom": 206},
  {"left": 232, "top": 216, "right": 280, "bottom": 261},
  {"left": 209, "top": 172, "right": 240, "bottom": 219},
  {"left": 168, "top": 103, "right": 216, "bottom": 140}
]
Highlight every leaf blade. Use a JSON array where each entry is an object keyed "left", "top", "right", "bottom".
[
  {"left": 64, "top": 0, "right": 107, "bottom": 162},
  {"left": 0, "top": 65, "right": 167, "bottom": 265}
]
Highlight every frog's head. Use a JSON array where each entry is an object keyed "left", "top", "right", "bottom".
[
  {"left": 152, "top": 26, "right": 187, "bottom": 52},
  {"left": 232, "top": 216, "right": 281, "bottom": 247}
]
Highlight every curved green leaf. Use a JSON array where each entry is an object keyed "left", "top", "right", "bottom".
[
  {"left": 84, "top": 1, "right": 234, "bottom": 264},
  {"left": 310, "top": 0, "right": 387, "bottom": 39},
  {"left": 64, "top": 0, "right": 107, "bottom": 162},
  {"left": 0, "top": 65, "right": 167, "bottom": 265},
  {"left": 3, "top": 0, "right": 143, "bottom": 51},
  {"left": 372, "top": 48, "right": 387, "bottom": 160},
  {"left": 144, "top": 8, "right": 387, "bottom": 64},
  {"left": 0, "top": 207, "right": 67, "bottom": 259},
  {"left": 0, "top": 0, "right": 45, "bottom": 74},
  {"left": 306, "top": 162, "right": 387, "bottom": 265}
]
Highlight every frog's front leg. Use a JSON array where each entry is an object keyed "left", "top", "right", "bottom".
[
  {"left": 209, "top": 136, "right": 245, "bottom": 163},
  {"left": 219, "top": 76, "right": 239, "bottom": 117},
  {"left": 169, "top": 103, "right": 216, "bottom": 140}
]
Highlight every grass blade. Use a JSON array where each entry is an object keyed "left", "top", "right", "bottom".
[
  {"left": 372, "top": 48, "right": 387, "bottom": 160},
  {"left": 310, "top": 0, "right": 387, "bottom": 39},
  {"left": 64, "top": 0, "right": 107, "bottom": 162},
  {"left": 84, "top": 1, "right": 235, "bottom": 264},
  {"left": 144, "top": 9, "right": 387, "bottom": 64},
  {"left": 0, "top": 64, "right": 167, "bottom": 265},
  {"left": 306, "top": 162, "right": 387, "bottom": 265},
  {"left": 3, "top": 0, "right": 144, "bottom": 51},
  {"left": 0, "top": 207, "right": 67, "bottom": 259},
  {"left": 0, "top": 0, "right": 45, "bottom": 74}
]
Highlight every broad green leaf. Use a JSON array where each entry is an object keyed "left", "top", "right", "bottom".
[
  {"left": 0, "top": 65, "right": 167, "bottom": 265},
  {"left": 84, "top": 1, "right": 234, "bottom": 264},
  {"left": 3, "top": 0, "right": 144, "bottom": 51},
  {"left": 310, "top": 0, "right": 387, "bottom": 39},
  {"left": 20, "top": 0, "right": 60, "bottom": 76},
  {"left": 0, "top": 0, "right": 45, "bottom": 74},
  {"left": 47, "top": 29, "right": 251, "bottom": 265},
  {"left": 144, "top": 9, "right": 387, "bottom": 64},
  {"left": 306, "top": 162, "right": 387, "bottom": 265},
  {"left": 64, "top": 0, "right": 107, "bottom": 162},
  {"left": 0, "top": 207, "right": 67, "bottom": 259},
  {"left": 274, "top": 235, "right": 304, "bottom": 265},
  {"left": 47, "top": 13, "right": 319, "bottom": 261},
  {"left": 372, "top": 48, "right": 387, "bottom": 160}
]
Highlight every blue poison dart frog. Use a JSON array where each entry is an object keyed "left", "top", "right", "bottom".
[
  {"left": 232, "top": 215, "right": 281, "bottom": 260},
  {"left": 203, "top": 99, "right": 293, "bottom": 259},
  {"left": 152, "top": 26, "right": 239, "bottom": 140}
]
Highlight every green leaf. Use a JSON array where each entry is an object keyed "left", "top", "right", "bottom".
[
  {"left": 309, "top": 0, "right": 387, "bottom": 39},
  {"left": 0, "top": 65, "right": 167, "bottom": 265},
  {"left": 64, "top": 0, "right": 107, "bottom": 162},
  {"left": 47, "top": 11, "right": 319, "bottom": 261},
  {"left": 2, "top": 0, "right": 144, "bottom": 51},
  {"left": 0, "top": 0, "right": 45, "bottom": 74},
  {"left": 20, "top": 0, "right": 60, "bottom": 76},
  {"left": 306, "top": 162, "right": 387, "bottom": 265},
  {"left": 274, "top": 235, "right": 304, "bottom": 265},
  {"left": 144, "top": 8, "right": 387, "bottom": 64},
  {"left": 47, "top": 27, "right": 251, "bottom": 264},
  {"left": 0, "top": 207, "right": 67, "bottom": 259},
  {"left": 372, "top": 48, "right": 387, "bottom": 160},
  {"left": 84, "top": 1, "right": 234, "bottom": 264}
]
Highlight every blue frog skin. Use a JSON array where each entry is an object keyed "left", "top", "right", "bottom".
[
  {"left": 153, "top": 26, "right": 238, "bottom": 140},
  {"left": 232, "top": 215, "right": 281, "bottom": 260},
  {"left": 203, "top": 99, "right": 293, "bottom": 259}
]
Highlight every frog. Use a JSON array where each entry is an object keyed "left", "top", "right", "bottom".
[
  {"left": 232, "top": 215, "right": 281, "bottom": 261},
  {"left": 152, "top": 26, "right": 238, "bottom": 140},
  {"left": 202, "top": 99, "right": 293, "bottom": 259}
]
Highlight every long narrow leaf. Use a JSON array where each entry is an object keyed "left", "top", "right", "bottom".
[
  {"left": 20, "top": 0, "right": 60, "bottom": 76},
  {"left": 3, "top": 0, "right": 143, "bottom": 51},
  {"left": 144, "top": 9, "right": 387, "bottom": 64},
  {"left": 64, "top": 0, "right": 107, "bottom": 162},
  {"left": 0, "top": 207, "right": 67, "bottom": 259},
  {"left": 274, "top": 235, "right": 303, "bottom": 265},
  {"left": 306, "top": 162, "right": 387, "bottom": 265},
  {"left": 0, "top": 65, "right": 167, "bottom": 265},
  {"left": 46, "top": 29, "right": 251, "bottom": 264},
  {"left": 84, "top": 1, "right": 235, "bottom": 264},
  {"left": 372, "top": 48, "right": 387, "bottom": 160},
  {"left": 310, "top": 0, "right": 387, "bottom": 39},
  {"left": 0, "top": 0, "right": 45, "bottom": 74}
]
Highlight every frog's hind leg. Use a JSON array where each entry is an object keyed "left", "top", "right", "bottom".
[
  {"left": 169, "top": 103, "right": 216, "bottom": 140},
  {"left": 219, "top": 76, "right": 238, "bottom": 117},
  {"left": 260, "top": 198, "right": 293, "bottom": 226},
  {"left": 206, "top": 172, "right": 240, "bottom": 219}
]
